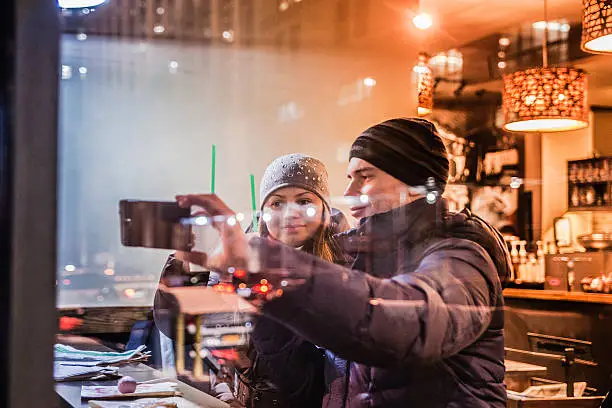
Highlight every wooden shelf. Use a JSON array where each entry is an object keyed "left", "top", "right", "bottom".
[
  {"left": 567, "top": 206, "right": 612, "bottom": 212},
  {"left": 503, "top": 288, "right": 612, "bottom": 305}
]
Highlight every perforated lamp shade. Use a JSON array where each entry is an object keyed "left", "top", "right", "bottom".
[
  {"left": 415, "top": 63, "right": 433, "bottom": 116},
  {"left": 502, "top": 67, "right": 589, "bottom": 133},
  {"left": 581, "top": 0, "right": 612, "bottom": 54}
]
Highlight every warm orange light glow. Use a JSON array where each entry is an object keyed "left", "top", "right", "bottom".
[
  {"left": 104, "top": 268, "right": 115, "bottom": 276},
  {"left": 213, "top": 283, "right": 236, "bottom": 293},
  {"left": 581, "top": 0, "right": 612, "bottom": 54},
  {"left": 413, "top": 12, "right": 433, "bottom": 30},
  {"left": 124, "top": 288, "right": 136, "bottom": 298},
  {"left": 502, "top": 67, "right": 588, "bottom": 132}
]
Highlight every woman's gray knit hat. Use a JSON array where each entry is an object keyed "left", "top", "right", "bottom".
[{"left": 259, "top": 153, "right": 330, "bottom": 209}]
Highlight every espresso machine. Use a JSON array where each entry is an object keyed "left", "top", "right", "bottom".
[{"left": 545, "top": 233, "right": 612, "bottom": 292}]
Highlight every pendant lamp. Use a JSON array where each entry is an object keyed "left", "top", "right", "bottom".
[
  {"left": 502, "top": 0, "right": 589, "bottom": 132},
  {"left": 414, "top": 53, "right": 434, "bottom": 116},
  {"left": 581, "top": 0, "right": 612, "bottom": 54}
]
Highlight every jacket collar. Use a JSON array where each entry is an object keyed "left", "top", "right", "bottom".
[
  {"left": 357, "top": 197, "right": 447, "bottom": 243},
  {"left": 336, "top": 197, "right": 448, "bottom": 255}
]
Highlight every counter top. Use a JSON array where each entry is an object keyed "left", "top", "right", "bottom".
[
  {"left": 503, "top": 288, "right": 612, "bottom": 305},
  {"left": 55, "top": 335, "right": 228, "bottom": 408}
]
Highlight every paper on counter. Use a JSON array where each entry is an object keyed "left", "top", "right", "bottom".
[
  {"left": 518, "top": 382, "right": 587, "bottom": 398},
  {"left": 88, "top": 396, "right": 201, "bottom": 408},
  {"left": 81, "top": 382, "right": 180, "bottom": 400},
  {"left": 54, "top": 362, "right": 119, "bottom": 382},
  {"left": 55, "top": 344, "right": 147, "bottom": 366}
]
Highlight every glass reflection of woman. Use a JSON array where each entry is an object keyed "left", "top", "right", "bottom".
[{"left": 209, "top": 153, "right": 349, "bottom": 408}]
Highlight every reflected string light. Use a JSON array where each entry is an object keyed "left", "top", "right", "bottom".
[
  {"left": 305, "top": 207, "right": 317, "bottom": 217},
  {"left": 510, "top": 177, "right": 523, "bottom": 189},
  {"left": 61, "top": 65, "right": 72, "bottom": 80},
  {"left": 222, "top": 30, "right": 234, "bottom": 42},
  {"left": 194, "top": 216, "right": 208, "bottom": 226},
  {"left": 64, "top": 264, "right": 76, "bottom": 272},
  {"left": 168, "top": 60, "right": 179, "bottom": 74},
  {"left": 153, "top": 25, "right": 165, "bottom": 34},
  {"left": 76, "top": 32, "right": 87, "bottom": 41},
  {"left": 426, "top": 192, "right": 437, "bottom": 204}
]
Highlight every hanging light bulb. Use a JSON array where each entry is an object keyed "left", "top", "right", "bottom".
[
  {"left": 414, "top": 53, "right": 434, "bottom": 116},
  {"left": 413, "top": 12, "right": 433, "bottom": 30},
  {"left": 581, "top": 0, "right": 612, "bottom": 54},
  {"left": 502, "top": 0, "right": 589, "bottom": 132}
]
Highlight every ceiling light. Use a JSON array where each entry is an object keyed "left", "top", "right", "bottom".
[
  {"left": 581, "top": 0, "right": 612, "bottom": 54},
  {"left": 413, "top": 12, "right": 433, "bottom": 30},
  {"left": 503, "top": 67, "right": 588, "bottom": 132},
  {"left": 502, "top": 0, "right": 588, "bottom": 132},
  {"left": 363, "top": 77, "right": 376, "bottom": 87}
]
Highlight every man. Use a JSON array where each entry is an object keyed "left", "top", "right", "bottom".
[{"left": 178, "top": 118, "right": 511, "bottom": 407}]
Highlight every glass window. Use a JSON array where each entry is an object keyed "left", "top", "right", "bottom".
[{"left": 56, "top": 0, "right": 419, "bottom": 309}]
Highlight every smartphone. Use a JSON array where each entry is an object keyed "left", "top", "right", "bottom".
[{"left": 119, "top": 200, "right": 193, "bottom": 251}]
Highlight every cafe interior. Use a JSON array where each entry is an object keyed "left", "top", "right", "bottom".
[{"left": 2, "top": 0, "right": 612, "bottom": 406}]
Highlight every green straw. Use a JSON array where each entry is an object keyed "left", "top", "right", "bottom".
[
  {"left": 211, "top": 144, "right": 216, "bottom": 194},
  {"left": 250, "top": 174, "right": 258, "bottom": 232}
]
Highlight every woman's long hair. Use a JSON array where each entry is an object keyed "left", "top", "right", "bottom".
[{"left": 256, "top": 205, "right": 346, "bottom": 264}]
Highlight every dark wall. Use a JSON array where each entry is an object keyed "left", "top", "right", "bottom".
[{"left": 0, "top": 0, "right": 59, "bottom": 406}]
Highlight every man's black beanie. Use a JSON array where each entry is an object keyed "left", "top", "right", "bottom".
[{"left": 349, "top": 118, "right": 449, "bottom": 191}]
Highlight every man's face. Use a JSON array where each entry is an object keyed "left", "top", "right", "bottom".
[{"left": 344, "top": 158, "right": 415, "bottom": 219}]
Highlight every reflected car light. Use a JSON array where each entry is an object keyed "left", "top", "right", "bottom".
[{"left": 124, "top": 288, "right": 136, "bottom": 298}]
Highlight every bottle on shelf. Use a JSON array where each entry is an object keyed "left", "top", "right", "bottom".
[
  {"left": 586, "top": 162, "right": 594, "bottom": 182},
  {"left": 527, "top": 254, "right": 537, "bottom": 282},
  {"left": 570, "top": 186, "right": 580, "bottom": 207},
  {"left": 536, "top": 241, "right": 546, "bottom": 283},
  {"left": 569, "top": 163, "right": 578, "bottom": 183}
]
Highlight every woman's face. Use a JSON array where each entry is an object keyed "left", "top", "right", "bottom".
[{"left": 262, "top": 186, "right": 326, "bottom": 247}]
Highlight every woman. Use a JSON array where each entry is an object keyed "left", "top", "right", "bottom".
[{"left": 203, "top": 153, "right": 349, "bottom": 408}]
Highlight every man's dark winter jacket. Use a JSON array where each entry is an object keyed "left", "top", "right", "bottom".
[{"left": 250, "top": 197, "right": 510, "bottom": 408}]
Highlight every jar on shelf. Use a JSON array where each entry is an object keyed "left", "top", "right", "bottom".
[
  {"left": 571, "top": 186, "right": 580, "bottom": 207},
  {"left": 585, "top": 162, "right": 594, "bottom": 182},
  {"left": 569, "top": 163, "right": 578, "bottom": 183}
]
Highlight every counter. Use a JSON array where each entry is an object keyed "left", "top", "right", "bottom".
[{"left": 503, "top": 288, "right": 612, "bottom": 305}]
